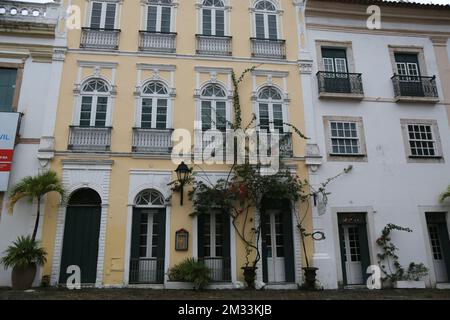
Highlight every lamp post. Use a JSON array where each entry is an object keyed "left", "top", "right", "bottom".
[{"left": 174, "top": 161, "right": 190, "bottom": 206}]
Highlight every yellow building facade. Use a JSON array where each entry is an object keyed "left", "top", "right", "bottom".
[{"left": 40, "top": 0, "right": 312, "bottom": 288}]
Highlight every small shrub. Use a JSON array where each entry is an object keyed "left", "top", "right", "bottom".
[{"left": 168, "top": 258, "right": 211, "bottom": 290}]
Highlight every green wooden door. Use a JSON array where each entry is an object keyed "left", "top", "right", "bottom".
[
  {"left": 0, "top": 68, "right": 17, "bottom": 112},
  {"left": 59, "top": 205, "right": 101, "bottom": 284}
]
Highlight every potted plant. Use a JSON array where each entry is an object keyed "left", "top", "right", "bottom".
[
  {"left": 167, "top": 258, "right": 211, "bottom": 290},
  {"left": 394, "top": 263, "right": 428, "bottom": 289},
  {"left": 1, "top": 236, "right": 47, "bottom": 290}
]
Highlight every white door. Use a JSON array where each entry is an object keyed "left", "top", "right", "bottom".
[
  {"left": 265, "top": 210, "right": 285, "bottom": 283},
  {"left": 341, "top": 225, "right": 364, "bottom": 285},
  {"left": 204, "top": 211, "right": 224, "bottom": 282},
  {"left": 139, "top": 210, "right": 159, "bottom": 283},
  {"left": 428, "top": 224, "right": 449, "bottom": 283}
]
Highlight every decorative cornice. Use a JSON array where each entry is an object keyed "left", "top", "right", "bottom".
[
  {"left": 136, "top": 63, "right": 176, "bottom": 71},
  {"left": 298, "top": 59, "right": 313, "bottom": 74},
  {"left": 251, "top": 69, "right": 289, "bottom": 77},
  {"left": 77, "top": 60, "right": 118, "bottom": 69},
  {"left": 195, "top": 66, "right": 233, "bottom": 74}
]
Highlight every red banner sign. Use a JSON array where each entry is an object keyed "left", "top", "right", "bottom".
[
  {"left": 0, "top": 149, "right": 14, "bottom": 162},
  {"left": 0, "top": 163, "right": 11, "bottom": 172}
]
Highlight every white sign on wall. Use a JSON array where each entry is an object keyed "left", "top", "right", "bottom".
[{"left": 0, "top": 112, "right": 20, "bottom": 191}]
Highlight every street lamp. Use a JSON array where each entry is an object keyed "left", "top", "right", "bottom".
[{"left": 174, "top": 161, "right": 190, "bottom": 206}]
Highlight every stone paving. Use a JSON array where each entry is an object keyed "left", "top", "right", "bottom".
[{"left": 1, "top": 288, "right": 450, "bottom": 300}]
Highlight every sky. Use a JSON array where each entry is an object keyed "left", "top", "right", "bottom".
[{"left": 10, "top": 0, "right": 450, "bottom": 3}]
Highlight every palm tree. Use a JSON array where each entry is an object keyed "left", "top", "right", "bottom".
[
  {"left": 440, "top": 185, "right": 450, "bottom": 203},
  {"left": 8, "top": 170, "right": 66, "bottom": 242}
]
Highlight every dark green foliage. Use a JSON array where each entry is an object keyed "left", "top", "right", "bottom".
[
  {"left": 168, "top": 258, "right": 211, "bottom": 290},
  {"left": 1, "top": 236, "right": 47, "bottom": 270}
]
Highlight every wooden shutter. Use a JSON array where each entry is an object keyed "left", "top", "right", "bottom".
[
  {"left": 197, "top": 214, "right": 205, "bottom": 258},
  {"left": 437, "top": 222, "right": 450, "bottom": 280},
  {"left": 281, "top": 201, "right": 295, "bottom": 283},
  {"left": 357, "top": 222, "right": 371, "bottom": 283},
  {"left": 156, "top": 208, "right": 166, "bottom": 283},
  {"left": 0, "top": 68, "right": 17, "bottom": 112}
]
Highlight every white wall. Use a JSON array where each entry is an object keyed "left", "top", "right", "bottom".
[
  {"left": 0, "top": 55, "right": 59, "bottom": 286},
  {"left": 306, "top": 27, "right": 450, "bottom": 288}
]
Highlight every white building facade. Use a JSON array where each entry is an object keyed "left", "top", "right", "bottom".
[
  {"left": 0, "top": 0, "right": 65, "bottom": 286},
  {"left": 296, "top": 0, "right": 450, "bottom": 289}
]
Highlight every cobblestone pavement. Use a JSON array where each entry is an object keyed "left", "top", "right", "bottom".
[{"left": 1, "top": 288, "right": 450, "bottom": 300}]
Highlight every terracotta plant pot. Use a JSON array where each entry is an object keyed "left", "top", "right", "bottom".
[
  {"left": 241, "top": 266, "right": 258, "bottom": 289},
  {"left": 302, "top": 267, "right": 318, "bottom": 290},
  {"left": 11, "top": 264, "right": 37, "bottom": 290}
]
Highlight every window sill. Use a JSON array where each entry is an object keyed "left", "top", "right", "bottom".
[
  {"left": 319, "top": 92, "right": 364, "bottom": 100},
  {"left": 408, "top": 155, "right": 443, "bottom": 159},
  {"left": 395, "top": 96, "right": 439, "bottom": 104},
  {"left": 329, "top": 153, "right": 366, "bottom": 157},
  {"left": 328, "top": 153, "right": 367, "bottom": 163}
]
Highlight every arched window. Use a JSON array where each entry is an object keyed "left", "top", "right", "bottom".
[
  {"left": 134, "top": 189, "right": 165, "bottom": 207},
  {"left": 257, "top": 86, "right": 284, "bottom": 133},
  {"left": 68, "top": 188, "right": 102, "bottom": 206},
  {"left": 254, "top": 0, "right": 278, "bottom": 40},
  {"left": 80, "top": 78, "right": 110, "bottom": 127},
  {"left": 200, "top": 83, "right": 227, "bottom": 131},
  {"left": 146, "top": 0, "right": 173, "bottom": 33},
  {"left": 140, "top": 81, "right": 169, "bottom": 129},
  {"left": 201, "top": 0, "right": 225, "bottom": 36}
]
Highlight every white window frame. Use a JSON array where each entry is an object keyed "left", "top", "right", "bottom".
[
  {"left": 323, "top": 116, "right": 367, "bottom": 162},
  {"left": 145, "top": 1, "right": 173, "bottom": 33},
  {"left": 78, "top": 79, "right": 112, "bottom": 127},
  {"left": 200, "top": 0, "right": 226, "bottom": 36},
  {"left": 198, "top": 0, "right": 229, "bottom": 37},
  {"left": 87, "top": 1, "right": 119, "bottom": 29},
  {"left": 405, "top": 122, "right": 438, "bottom": 158},
  {"left": 329, "top": 121, "right": 361, "bottom": 156},
  {"left": 256, "top": 86, "right": 286, "bottom": 133},
  {"left": 139, "top": 82, "right": 171, "bottom": 129},
  {"left": 400, "top": 119, "right": 443, "bottom": 163},
  {"left": 200, "top": 83, "right": 229, "bottom": 131},
  {"left": 252, "top": 0, "right": 281, "bottom": 40}
]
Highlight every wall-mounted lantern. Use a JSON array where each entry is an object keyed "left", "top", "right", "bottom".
[
  {"left": 175, "top": 229, "right": 189, "bottom": 251},
  {"left": 174, "top": 161, "right": 191, "bottom": 206}
]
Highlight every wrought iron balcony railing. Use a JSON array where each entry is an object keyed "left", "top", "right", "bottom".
[
  {"left": 250, "top": 38, "right": 286, "bottom": 59},
  {"left": 132, "top": 128, "right": 173, "bottom": 154},
  {"left": 80, "top": 28, "right": 120, "bottom": 50},
  {"left": 194, "top": 130, "right": 293, "bottom": 159},
  {"left": 199, "top": 257, "right": 231, "bottom": 283},
  {"left": 317, "top": 71, "right": 364, "bottom": 96},
  {"left": 68, "top": 126, "right": 112, "bottom": 152},
  {"left": 196, "top": 34, "right": 232, "bottom": 56},
  {"left": 391, "top": 74, "right": 438, "bottom": 100},
  {"left": 139, "top": 31, "right": 177, "bottom": 53},
  {"left": 129, "top": 258, "right": 165, "bottom": 284}
]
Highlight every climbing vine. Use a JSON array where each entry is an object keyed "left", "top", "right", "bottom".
[{"left": 376, "top": 223, "right": 428, "bottom": 283}]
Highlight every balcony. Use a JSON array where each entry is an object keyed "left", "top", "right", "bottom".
[
  {"left": 68, "top": 126, "right": 112, "bottom": 152},
  {"left": 80, "top": 28, "right": 120, "bottom": 50},
  {"left": 139, "top": 31, "right": 177, "bottom": 53},
  {"left": 195, "top": 130, "right": 293, "bottom": 160},
  {"left": 391, "top": 74, "right": 439, "bottom": 103},
  {"left": 196, "top": 35, "right": 232, "bottom": 56},
  {"left": 132, "top": 128, "right": 173, "bottom": 154},
  {"left": 317, "top": 71, "right": 364, "bottom": 100},
  {"left": 129, "top": 258, "right": 165, "bottom": 284},
  {"left": 199, "top": 257, "right": 231, "bottom": 283},
  {"left": 250, "top": 38, "right": 286, "bottom": 60},
  {"left": 0, "top": 1, "right": 59, "bottom": 36}
]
